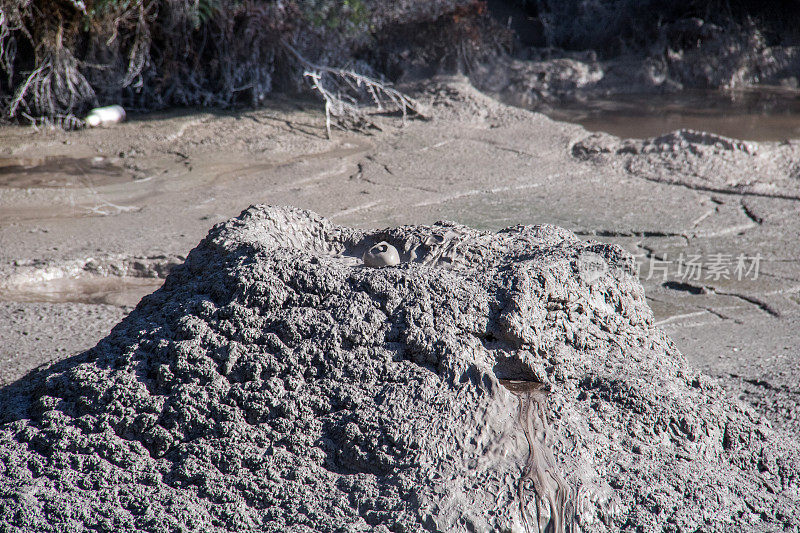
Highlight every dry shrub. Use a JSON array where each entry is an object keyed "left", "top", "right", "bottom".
[
  {"left": 0, "top": 0, "right": 488, "bottom": 123},
  {"left": 1, "top": 0, "right": 157, "bottom": 121}
]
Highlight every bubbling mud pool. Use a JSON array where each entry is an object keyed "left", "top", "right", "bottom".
[{"left": 536, "top": 88, "right": 800, "bottom": 141}]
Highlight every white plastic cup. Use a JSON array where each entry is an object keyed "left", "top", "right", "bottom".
[{"left": 85, "top": 105, "right": 126, "bottom": 127}]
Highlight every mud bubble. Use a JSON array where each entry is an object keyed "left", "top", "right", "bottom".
[{"left": 362, "top": 241, "right": 401, "bottom": 267}]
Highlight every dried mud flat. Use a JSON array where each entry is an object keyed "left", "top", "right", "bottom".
[{"left": 0, "top": 78, "right": 799, "bottom": 529}]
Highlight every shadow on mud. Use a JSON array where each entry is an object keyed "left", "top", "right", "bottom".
[{"left": 0, "top": 156, "right": 129, "bottom": 188}]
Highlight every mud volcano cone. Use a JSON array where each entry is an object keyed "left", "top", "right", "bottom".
[{"left": 1, "top": 205, "right": 798, "bottom": 532}]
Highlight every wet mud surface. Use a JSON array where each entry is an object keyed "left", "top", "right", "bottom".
[
  {"left": 572, "top": 128, "right": 800, "bottom": 199},
  {"left": 539, "top": 89, "right": 800, "bottom": 142},
  {"left": 0, "top": 156, "right": 128, "bottom": 188},
  {"left": 0, "top": 276, "right": 163, "bottom": 307},
  {"left": 500, "top": 379, "right": 575, "bottom": 533}
]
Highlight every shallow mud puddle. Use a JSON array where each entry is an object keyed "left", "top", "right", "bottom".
[
  {"left": 0, "top": 156, "right": 128, "bottom": 188},
  {"left": 0, "top": 276, "right": 163, "bottom": 307},
  {"left": 539, "top": 89, "right": 800, "bottom": 141}
]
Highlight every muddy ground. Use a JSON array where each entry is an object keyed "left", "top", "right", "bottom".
[{"left": 0, "top": 76, "right": 798, "bottom": 440}]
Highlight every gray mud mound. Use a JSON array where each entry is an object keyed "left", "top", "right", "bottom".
[
  {"left": 572, "top": 129, "right": 800, "bottom": 199},
  {"left": 1, "top": 205, "right": 798, "bottom": 532}
]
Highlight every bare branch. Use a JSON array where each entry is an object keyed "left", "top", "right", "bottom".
[{"left": 283, "top": 41, "right": 424, "bottom": 138}]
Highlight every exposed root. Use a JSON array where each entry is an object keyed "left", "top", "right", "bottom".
[
  {"left": 284, "top": 42, "right": 424, "bottom": 138},
  {"left": 1, "top": 0, "right": 157, "bottom": 122},
  {"left": 20, "top": 111, "right": 85, "bottom": 131},
  {"left": 0, "top": 1, "right": 485, "bottom": 126},
  {"left": 9, "top": 47, "right": 96, "bottom": 119}
]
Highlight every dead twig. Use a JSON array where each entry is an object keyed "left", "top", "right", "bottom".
[{"left": 283, "top": 41, "right": 424, "bottom": 138}]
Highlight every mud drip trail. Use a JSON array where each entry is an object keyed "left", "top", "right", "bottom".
[{"left": 501, "top": 380, "right": 574, "bottom": 533}]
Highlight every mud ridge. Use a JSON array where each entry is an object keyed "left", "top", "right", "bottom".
[{"left": 572, "top": 129, "right": 800, "bottom": 200}]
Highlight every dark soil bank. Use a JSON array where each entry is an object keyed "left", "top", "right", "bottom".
[
  {"left": 0, "top": 205, "right": 797, "bottom": 532},
  {"left": 5, "top": 0, "right": 800, "bottom": 121},
  {"left": 0, "top": 0, "right": 494, "bottom": 119}
]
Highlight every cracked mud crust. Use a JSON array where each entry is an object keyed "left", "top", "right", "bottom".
[{"left": 0, "top": 205, "right": 797, "bottom": 532}]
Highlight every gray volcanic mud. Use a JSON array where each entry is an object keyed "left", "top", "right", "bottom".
[
  {"left": 1, "top": 205, "right": 798, "bottom": 532},
  {"left": 571, "top": 128, "right": 800, "bottom": 199}
]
